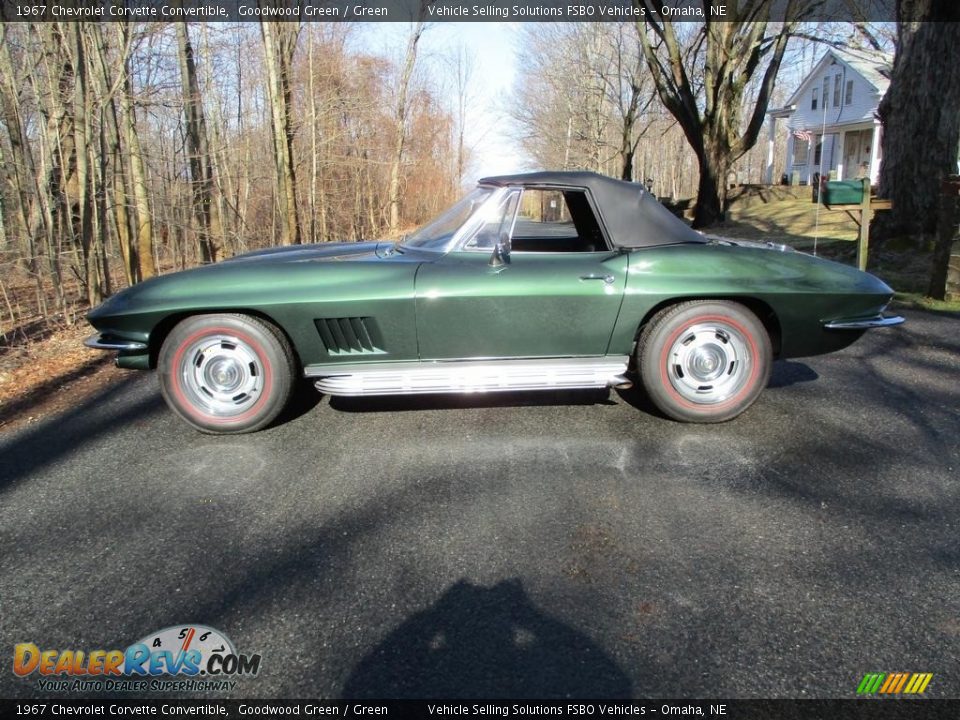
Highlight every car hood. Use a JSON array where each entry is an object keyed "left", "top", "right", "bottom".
[
  {"left": 223, "top": 241, "right": 390, "bottom": 264},
  {"left": 87, "top": 239, "right": 419, "bottom": 326}
]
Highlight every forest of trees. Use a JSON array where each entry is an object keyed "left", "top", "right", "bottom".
[
  {"left": 0, "top": 20, "right": 460, "bottom": 330},
  {"left": 0, "top": 14, "right": 955, "bottom": 343}
]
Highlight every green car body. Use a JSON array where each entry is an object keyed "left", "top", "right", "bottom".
[{"left": 85, "top": 172, "right": 902, "bottom": 432}]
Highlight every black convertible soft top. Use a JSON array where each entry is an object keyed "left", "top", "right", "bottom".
[{"left": 479, "top": 171, "right": 706, "bottom": 249}]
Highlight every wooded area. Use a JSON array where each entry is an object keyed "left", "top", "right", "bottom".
[
  {"left": 0, "top": 20, "right": 458, "bottom": 339},
  {"left": 0, "top": 14, "right": 956, "bottom": 348}
]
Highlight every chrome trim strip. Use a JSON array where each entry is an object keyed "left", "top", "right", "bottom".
[
  {"left": 84, "top": 333, "right": 148, "bottom": 351},
  {"left": 823, "top": 315, "right": 905, "bottom": 330},
  {"left": 306, "top": 357, "right": 630, "bottom": 397}
]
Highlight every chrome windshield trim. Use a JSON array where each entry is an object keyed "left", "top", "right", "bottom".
[
  {"left": 398, "top": 186, "right": 510, "bottom": 254},
  {"left": 823, "top": 315, "right": 905, "bottom": 330},
  {"left": 84, "top": 333, "right": 148, "bottom": 351}
]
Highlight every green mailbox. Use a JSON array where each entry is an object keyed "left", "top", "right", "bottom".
[{"left": 823, "top": 180, "right": 865, "bottom": 206}]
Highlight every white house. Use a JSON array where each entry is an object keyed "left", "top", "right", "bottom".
[{"left": 766, "top": 49, "right": 892, "bottom": 186}]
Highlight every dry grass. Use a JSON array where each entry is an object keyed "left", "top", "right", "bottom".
[
  {"left": 718, "top": 188, "right": 860, "bottom": 248},
  {"left": 0, "top": 323, "right": 127, "bottom": 433}
]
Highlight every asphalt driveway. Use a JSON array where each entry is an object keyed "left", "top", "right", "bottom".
[{"left": 1, "top": 308, "right": 958, "bottom": 699}]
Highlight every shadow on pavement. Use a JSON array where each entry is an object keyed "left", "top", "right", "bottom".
[
  {"left": 341, "top": 579, "right": 631, "bottom": 699},
  {"left": 767, "top": 360, "right": 819, "bottom": 389},
  {"left": 329, "top": 388, "right": 616, "bottom": 413},
  {"left": 0, "top": 374, "right": 163, "bottom": 494},
  {"left": 274, "top": 378, "right": 325, "bottom": 425}
]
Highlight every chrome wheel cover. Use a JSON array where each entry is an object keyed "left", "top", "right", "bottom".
[
  {"left": 178, "top": 334, "right": 264, "bottom": 417},
  {"left": 666, "top": 321, "right": 751, "bottom": 405}
]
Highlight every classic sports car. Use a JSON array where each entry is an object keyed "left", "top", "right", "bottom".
[{"left": 85, "top": 171, "right": 903, "bottom": 433}]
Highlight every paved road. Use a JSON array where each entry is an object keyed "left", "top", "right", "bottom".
[{"left": 1, "top": 308, "right": 958, "bottom": 699}]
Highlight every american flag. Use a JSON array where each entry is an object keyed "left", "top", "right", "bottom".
[{"left": 793, "top": 129, "right": 813, "bottom": 142}]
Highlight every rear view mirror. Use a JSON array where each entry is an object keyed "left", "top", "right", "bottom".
[{"left": 490, "top": 231, "right": 511, "bottom": 267}]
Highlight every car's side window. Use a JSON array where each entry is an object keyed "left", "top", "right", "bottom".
[
  {"left": 512, "top": 189, "right": 608, "bottom": 253},
  {"left": 462, "top": 190, "right": 521, "bottom": 251}
]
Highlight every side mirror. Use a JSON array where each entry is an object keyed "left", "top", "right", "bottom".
[{"left": 489, "top": 232, "right": 511, "bottom": 267}]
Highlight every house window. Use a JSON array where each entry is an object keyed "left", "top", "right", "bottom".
[
  {"left": 812, "top": 88, "right": 818, "bottom": 110},
  {"left": 814, "top": 137, "right": 823, "bottom": 166},
  {"left": 833, "top": 74, "right": 842, "bottom": 107},
  {"left": 822, "top": 77, "right": 830, "bottom": 110},
  {"left": 793, "top": 138, "right": 809, "bottom": 166},
  {"left": 845, "top": 80, "right": 854, "bottom": 105}
]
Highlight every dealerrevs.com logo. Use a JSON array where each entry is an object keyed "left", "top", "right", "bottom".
[{"left": 13, "top": 625, "right": 261, "bottom": 693}]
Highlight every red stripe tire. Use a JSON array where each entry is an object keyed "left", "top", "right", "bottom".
[
  {"left": 158, "top": 314, "right": 296, "bottom": 434},
  {"left": 636, "top": 301, "right": 772, "bottom": 423}
]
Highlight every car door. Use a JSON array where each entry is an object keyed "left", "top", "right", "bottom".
[{"left": 415, "top": 187, "right": 628, "bottom": 361}]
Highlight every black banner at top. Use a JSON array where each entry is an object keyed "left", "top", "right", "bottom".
[{"left": 0, "top": 0, "right": 913, "bottom": 24}]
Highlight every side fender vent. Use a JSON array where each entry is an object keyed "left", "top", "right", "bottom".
[{"left": 315, "top": 317, "right": 385, "bottom": 355}]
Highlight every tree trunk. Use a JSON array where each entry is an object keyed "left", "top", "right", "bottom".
[
  {"left": 117, "top": 23, "right": 155, "bottom": 280},
  {"left": 875, "top": 5, "right": 960, "bottom": 242},
  {"left": 388, "top": 21, "right": 425, "bottom": 236},
  {"left": 96, "top": 109, "right": 112, "bottom": 298},
  {"left": 695, "top": 143, "right": 728, "bottom": 227},
  {"left": 89, "top": 23, "right": 137, "bottom": 285},
  {"left": 178, "top": 22, "right": 221, "bottom": 263},
  {"left": 636, "top": 2, "right": 800, "bottom": 228},
  {"left": 261, "top": 20, "right": 301, "bottom": 246},
  {"left": 927, "top": 177, "right": 960, "bottom": 299},
  {"left": 67, "top": 22, "right": 101, "bottom": 307},
  {"left": 36, "top": 23, "right": 77, "bottom": 319},
  {"left": 0, "top": 30, "right": 41, "bottom": 276},
  {"left": 308, "top": 27, "right": 318, "bottom": 243},
  {"left": 199, "top": 24, "right": 232, "bottom": 257}
]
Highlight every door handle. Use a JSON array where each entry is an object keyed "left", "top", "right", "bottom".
[{"left": 579, "top": 274, "right": 615, "bottom": 284}]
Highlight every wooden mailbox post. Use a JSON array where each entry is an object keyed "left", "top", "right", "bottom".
[{"left": 821, "top": 178, "right": 891, "bottom": 271}]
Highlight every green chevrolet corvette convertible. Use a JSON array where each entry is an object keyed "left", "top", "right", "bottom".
[{"left": 85, "top": 171, "right": 903, "bottom": 433}]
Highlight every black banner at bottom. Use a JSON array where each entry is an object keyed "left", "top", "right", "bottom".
[{"left": 1, "top": 699, "right": 958, "bottom": 720}]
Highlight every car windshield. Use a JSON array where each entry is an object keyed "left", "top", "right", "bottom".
[{"left": 401, "top": 187, "right": 495, "bottom": 250}]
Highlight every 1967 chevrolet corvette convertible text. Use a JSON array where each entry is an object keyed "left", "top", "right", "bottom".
[{"left": 84, "top": 171, "right": 903, "bottom": 433}]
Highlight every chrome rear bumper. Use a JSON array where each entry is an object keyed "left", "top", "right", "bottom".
[{"left": 823, "top": 315, "right": 905, "bottom": 330}]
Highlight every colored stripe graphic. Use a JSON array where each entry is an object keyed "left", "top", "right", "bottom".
[
  {"left": 858, "top": 672, "right": 932, "bottom": 695},
  {"left": 879, "top": 674, "right": 898, "bottom": 693},
  {"left": 857, "top": 673, "right": 885, "bottom": 694}
]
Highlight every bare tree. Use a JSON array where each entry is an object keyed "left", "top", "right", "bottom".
[
  {"left": 449, "top": 43, "right": 477, "bottom": 188},
  {"left": 636, "top": 1, "right": 810, "bottom": 227},
  {"left": 116, "top": 22, "right": 155, "bottom": 280},
  {"left": 178, "top": 22, "right": 223, "bottom": 263},
  {"left": 601, "top": 23, "right": 655, "bottom": 181},
  {"left": 388, "top": 14, "right": 428, "bottom": 236},
  {"left": 0, "top": 25, "right": 42, "bottom": 278},
  {"left": 88, "top": 22, "right": 137, "bottom": 286},
  {"left": 260, "top": 18, "right": 301, "bottom": 246},
  {"left": 66, "top": 22, "right": 101, "bottom": 306},
  {"left": 0, "top": 16, "right": 460, "bottom": 343}
]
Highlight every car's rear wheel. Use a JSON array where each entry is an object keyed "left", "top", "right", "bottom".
[
  {"left": 158, "top": 314, "right": 296, "bottom": 434},
  {"left": 637, "top": 300, "right": 772, "bottom": 423}
]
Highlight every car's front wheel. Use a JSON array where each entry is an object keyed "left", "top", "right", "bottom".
[
  {"left": 158, "top": 314, "right": 296, "bottom": 434},
  {"left": 637, "top": 300, "right": 772, "bottom": 423}
]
